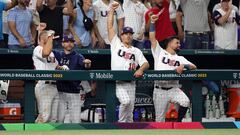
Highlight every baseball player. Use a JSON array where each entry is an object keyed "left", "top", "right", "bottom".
[
  {"left": 33, "top": 30, "right": 59, "bottom": 123},
  {"left": 42, "top": 32, "right": 91, "bottom": 123},
  {"left": 63, "top": 81, "right": 93, "bottom": 123},
  {"left": 107, "top": 2, "right": 150, "bottom": 123},
  {"left": 149, "top": 14, "right": 197, "bottom": 122}
]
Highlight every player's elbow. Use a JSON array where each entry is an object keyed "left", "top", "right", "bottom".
[
  {"left": 42, "top": 50, "right": 51, "bottom": 58},
  {"left": 145, "top": 62, "right": 150, "bottom": 70},
  {"left": 191, "top": 64, "right": 197, "bottom": 70}
]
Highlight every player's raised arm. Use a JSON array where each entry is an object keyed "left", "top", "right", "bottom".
[
  {"left": 42, "top": 32, "right": 54, "bottom": 58},
  {"left": 107, "top": 2, "right": 119, "bottom": 43},
  {"left": 149, "top": 14, "right": 159, "bottom": 50}
]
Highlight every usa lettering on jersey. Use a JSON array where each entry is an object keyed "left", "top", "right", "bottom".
[
  {"left": 118, "top": 49, "right": 136, "bottom": 61},
  {"left": 60, "top": 58, "right": 70, "bottom": 66},
  {"left": 162, "top": 57, "right": 180, "bottom": 67}
]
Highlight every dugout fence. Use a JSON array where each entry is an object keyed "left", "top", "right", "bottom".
[{"left": 0, "top": 69, "right": 240, "bottom": 123}]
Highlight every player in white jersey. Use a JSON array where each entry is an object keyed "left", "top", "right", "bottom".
[
  {"left": 32, "top": 30, "right": 59, "bottom": 123},
  {"left": 93, "top": 0, "right": 124, "bottom": 48},
  {"left": 107, "top": 2, "right": 150, "bottom": 123},
  {"left": 149, "top": 14, "right": 197, "bottom": 122}
]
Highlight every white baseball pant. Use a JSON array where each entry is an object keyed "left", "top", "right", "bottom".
[
  {"left": 153, "top": 87, "right": 190, "bottom": 122},
  {"left": 35, "top": 81, "right": 59, "bottom": 123},
  {"left": 116, "top": 81, "right": 136, "bottom": 122},
  {"left": 58, "top": 92, "right": 81, "bottom": 123}
]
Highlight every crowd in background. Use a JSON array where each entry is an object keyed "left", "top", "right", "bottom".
[{"left": 0, "top": 0, "right": 239, "bottom": 50}]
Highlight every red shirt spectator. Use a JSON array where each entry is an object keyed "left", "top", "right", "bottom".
[{"left": 145, "top": 0, "right": 175, "bottom": 42}]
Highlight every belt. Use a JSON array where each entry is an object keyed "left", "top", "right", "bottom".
[
  {"left": 185, "top": 31, "right": 208, "bottom": 35},
  {"left": 155, "top": 86, "right": 173, "bottom": 90},
  {"left": 45, "top": 81, "right": 56, "bottom": 85}
]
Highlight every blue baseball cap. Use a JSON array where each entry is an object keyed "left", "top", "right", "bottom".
[
  {"left": 62, "top": 34, "right": 75, "bottom": 42},
  {"left": 121, "top": 27, "right": 134, "bottom": 35}
]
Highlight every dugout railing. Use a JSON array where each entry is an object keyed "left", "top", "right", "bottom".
[{"left": 0, "top": 69, "right": 240, "bottom": 123}]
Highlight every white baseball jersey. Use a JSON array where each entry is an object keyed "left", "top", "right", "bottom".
[
  {"left": 213, "top": 8, "right": 239, "bottom": 50},
  {"left": 123, "top": 0, "right": 147, "bottom": 40},
  {"left": 33, "top": 46, "right": 58, "bottom": 70},
  {"left": 110, "top": 35, "right": 147, "bottom": 70},
  {"left": 152, "top": 43, "right": 193, "bottom": 87},
  {"left": 93, "top": 0, "right": 125, "bottom": 44}
]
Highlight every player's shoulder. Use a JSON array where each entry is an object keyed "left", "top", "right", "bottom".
[
  {"left": 33, "top": 46, "right": 42, "bottom": 54},
  {"left": 132, "top": 46, "right": 144, "bottom": 54},
  {"left": 177, "top": 55, "right": 187, "bottom": 60}
]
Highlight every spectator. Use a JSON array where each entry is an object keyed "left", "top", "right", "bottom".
[
  {"left": 169, "top": 0, "right": 180, "bottom": 34},
  {"left": 176, "top": 5, "right": 184, "bottom": 41},
  {"left": 69, "top": 0, "right": 95, "bottom": 49},
  {"left": 213, "top": 0, "right": 240, "bottom": 50},
  {"left": 145, "top": 0, "right": 175, "bottom": 46},
  {"left": 0, "top": 0, "right": 17, "bottom": 48},
  {"left": 36, "top": 0, "right": 73, "bottom": 48},
  {"left": 93, "top": 0, "right": 124, "bottom": 49},
  {"left": 142, "top": 0, "right": 152, "bottom": 9},
  {"left": 180, "top": 0, "right": 210, "bottom": 49},
  {"left": 7, "top": 0, "right": 35, "bottom": 49},
  {"left": 123, "top": 0, "right": 147, "bottom": 49}
]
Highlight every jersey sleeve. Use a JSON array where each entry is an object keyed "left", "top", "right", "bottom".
[
  {"left": 52, "top": 50, "right": 61, "bottom": 64},
  {"left": 33, "top": 47, "right": 44, "bottom": 59},
  {"left": 180, "top": 56, "right": 194, "bottom": 65},
  {"left": 110, "top": 34, "right": 121, "bottom": 51},
  {"left": 78, "top": 54, "right": 85, "bottom": 67},
  {"left": 116, "top": 5, "right": 125, "bottom": 19},
  {"left": 213, "top": 10, "right": 222, "bottom": 26},
  {"left": 136, "top": 49, "right": 148, "bottom": 67},
  {"left": 151, "top": 42, "right": 163, "bottom": 59}
]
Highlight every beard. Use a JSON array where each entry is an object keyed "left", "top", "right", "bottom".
[{"left": 174, "top": 48, "right": 180, "bottom": 53}]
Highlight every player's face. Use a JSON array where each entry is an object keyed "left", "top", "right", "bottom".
[
  {"left": 169, "top": 39, "right": 181, "bottom": 52},
  {"left": 120, "top": 33, "right": 133, "bottom": 45},
  {"left": 62, "top": 41, "right": 75, "bottom": 51}
]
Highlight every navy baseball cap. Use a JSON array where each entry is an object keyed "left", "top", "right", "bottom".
[
  {"left": 121, "top": 27, "right": 134, "bottom": 35},
  {"left": 62, "top": 34, "right": 75, "bottom": 42}
]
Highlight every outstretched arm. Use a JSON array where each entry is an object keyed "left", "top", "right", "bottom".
[
  {"left": 149, "top": 14, "right": 159, "bottom": 51},
  {"left": 107, "top": 2, "right": 119, "bottom": 43},
  {"left": 42, "top": 34, "right": 54, "bottom": 58},
  {"left": 175, "top": 63, "right": 197, "bottom": 74},
  {"left": 134, "top": 62, "right": 150, "bottom": 77}
]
